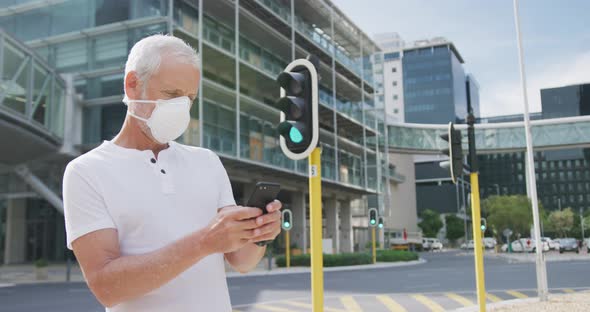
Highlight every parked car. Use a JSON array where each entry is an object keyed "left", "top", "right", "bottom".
[
  {"left": 541, "top": 237, "right": 559, "bottom": 251},
  {"left": 422, "top": 238, "right": 443, "bottom": 251},
  {"left": 557, "top": 238, "right": 579, "bottom": 254},
  {"left": 483, "top": 237, "right": 497, "bottom": 249},
  {"left": 429, "top": 238, "right": 443, "bottom": 251},
  {"left": 461, "top": 240, "right": 475, "bottom": 249},
  {"left": 508, "top": 238, "right": 549, "bottom": 252}
]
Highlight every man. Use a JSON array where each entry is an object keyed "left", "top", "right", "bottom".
[{"left": 63, "top": 34, "right": 282, "bottom": 312}]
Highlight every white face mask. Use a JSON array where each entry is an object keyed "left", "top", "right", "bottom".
[{"left": 125, "top": 96, "right": 191, "bottom": 144}]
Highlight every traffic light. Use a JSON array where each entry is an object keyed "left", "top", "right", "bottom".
[
  {"left": 439, "top": 122, "right": 463, "bottom": 184},
  {"left": 378, "top": 217, "right": 384, "bottom": 229},
  {"left": 277, "top": 58, "right": 319, "bottom": 160},
  {"left": 480, "top": 218, "right": 487, "bottom": 232},
  {"left": 368, "top": 208, "right": 378, "bottom": 228},
  {"left": 282, "top": 209, "right": 293, "bottom": 231}
]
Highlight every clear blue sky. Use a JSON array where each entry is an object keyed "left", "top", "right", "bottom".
[{"left": 332, "top": 0, "right": 590, "bottom": 117}]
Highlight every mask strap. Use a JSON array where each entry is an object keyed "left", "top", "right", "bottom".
[{"left": 127, "top": 110, "right": 149, "bottom": 122}]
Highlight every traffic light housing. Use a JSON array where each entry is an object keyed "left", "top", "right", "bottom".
[
  {"left": 480, "top": 218, "right": 487, "bottom": 232},
  {"left": 282, "top": 209, "right": 293, "bottom": 231},
  {"left": 368, "top": 208, "right": 378, "bottom": 228},
  {"left": 378, "top": 217, "right": 384, "bottom": 229},
  {"left": 277, "top": 58, "right": 319, "bottom": 160},
  {"left": 439, "top": 122, "right": 463, "bottom": 184}
]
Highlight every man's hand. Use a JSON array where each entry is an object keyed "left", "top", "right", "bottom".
[
  {"left": 250, "top": 200, "right": 282, "bottom": 244},
  {"left": 204, "top": 206, "right": 263, "bottom": 254}
]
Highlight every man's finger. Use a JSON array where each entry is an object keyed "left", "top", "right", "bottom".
[
  {"left": 237, "top": 218, "right": 259, "bottom": 230},
  {"left": 233, "top": 206, "right": 264, "bottom": 220},
  {"left": 265, "top": 200, "right": 282, "bottom": 213},
  {"left": 253, "top": 221, "right": 279, "bottom": 237},
  {"left": 255, "top": 210, "right": 280, "bottom": 226}
]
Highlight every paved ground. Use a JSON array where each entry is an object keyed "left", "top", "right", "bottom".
[
  {"left": 1, "top": 251, "right": 589, "bottom": 311},
  {"left": 486, "top": 291, "right": 590, "bottom": 312}
]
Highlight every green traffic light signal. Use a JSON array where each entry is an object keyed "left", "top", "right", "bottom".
[
  {"left": 481, "top": 225, "right": 486, "bottom": 231},
  {"left": 289, "top": 127, "right": 303, "bottom": 143},
  {"left": 378, "top": 223, "right": 383, "bottom": 229},
  {"left": 284, "top": 221, "right": 291, "bottom": 228},
  {"left": 370, "top": 219, "right": 376, "bottom": 225}
]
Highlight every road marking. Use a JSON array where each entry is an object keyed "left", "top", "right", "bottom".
[
  {"left": 284, "top": 300, "right": 346, "bottom": 312},
  {"left": 563, "top": 288, "right": 575, "bottom": 293},
  {"left": 253, "top": 304, "right": 294, "bottom": 312},
  {"left": 0, "top": 283, "right": 15, "bottom": 288},
  {"left": 376, "top": 295, "right": 408, "bottom": 312},
  {"left": 411, "top": 294, "right": 445, "bottom": 312},
  {"left": 445, "top": 293, "right": 474, "bottom": 306},
  {"left": 340, "top": 296, "right": 363, "bottom": 311},
  {"left": 506, "top": 290, "right": 528, "bottom": 299},
  {"left": 486, "top": 293, "right": 502, "bottom": 302}
]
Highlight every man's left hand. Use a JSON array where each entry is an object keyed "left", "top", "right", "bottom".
[{"left": 250, "top": 200, "right": 282, "bottom": 244}]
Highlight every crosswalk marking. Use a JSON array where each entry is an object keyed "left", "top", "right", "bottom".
[
  {"left": 253, "top": 304, "right": 294, "bottom": 312},
  {"left": 284, "top": 300, "right": 346, "bottom": 312},
  {"left": 563, "top": 288, "right": 575, "bottom": 293},
  {"left": 376, "top": 295, "right": 408, "bottom": 312},
  {"left": 340, "top": 296, "right": 363, "bottom": 311},
  {"left": 506, "top": 290, "right": 528, "bottom": 299},
  {"left": 445, "top": 293, "right": 474, "bottom": 306},
  {"left": 486, "top": 293, "right": 502, "bottom": 302},
  {"left": 411, "top": 294, "right": 445, "bottom": 312}
]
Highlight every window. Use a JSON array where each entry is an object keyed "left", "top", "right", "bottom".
[
  {"left": 392, "top": 81, "right": 398, "bottom": 87},
  {"left": 392, "top": 67, "right": 397, "bottom": 73},
  {"left": 393, "top": 95, "right": 398, "bottom": 100},
  {"left": 394, "top": 108, "right": 399, "bottom": 114}
]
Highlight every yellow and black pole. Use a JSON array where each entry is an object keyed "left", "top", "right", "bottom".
[
  {"left": 368, "top": 208, "right": 378, "bottom": 264},
  {"left": 439, "top": 112, "right": 486, "bottom": 312},
  {"left": 467, "top": 113, "right": 486, "bottom": 312},
  {"left": 309, "top": 147, "right": 324, "bottom": 311},
  {"left": 282, "top": 209, "right": 293, "bottom": 268}
]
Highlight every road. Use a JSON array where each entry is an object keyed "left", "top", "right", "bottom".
[{"left": 1, "top": 251, "right": 589, "bottom": 311}]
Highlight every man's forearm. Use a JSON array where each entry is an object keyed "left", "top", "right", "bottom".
[
  {"left": 88, "top": 228, "right": 212, "bottom": 307},
  {"left": 225, "top": 243, "right": 266, "bottom": 273}
]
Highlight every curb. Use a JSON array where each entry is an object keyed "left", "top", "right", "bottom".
[
  {"left": 0, "top": 283, "right": 16, "bottom": 288},
  {"left": 451, "top": 298, "right": 539, "bottom": 312},
  {"left": 226, "top": 258, "right": 427, "bottom": 278}
]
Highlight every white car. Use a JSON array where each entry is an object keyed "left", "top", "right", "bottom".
[
  {"left": 422, "top": 238, "right": 443, "bottom": 251},
  {"left": 509, "top": 238, "right": 549, "bottom": 252},
  {"left": 422, "top": 238, "right": 431, "bottom": 250},
  {"left": 483, "top": 237, "right": 497, "bottom": 249},
  {"left": 541, "top": 237, "right": 559, "bottom": 250},
  {"left": 461, "top": 240, "right": 475, "bottom": 249}
]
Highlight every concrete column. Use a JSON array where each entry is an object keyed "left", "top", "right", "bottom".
[
  {"left": 339, "top": 199, "right": 353, "bottom": 253},
  {"left": 4, "top": 199, "right": 26, "bottom": 264},
  {"left": 291, "top": 191, "right": 307, "bottom": 254},
  {"left": 325, "top": 198, "right": 339, "bottom": 254}
]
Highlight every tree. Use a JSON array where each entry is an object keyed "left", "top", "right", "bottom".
[
  {"left": 482, "top": 195, "right": 543, "bottom": 239},
  {"left": 547, "top": 208, "right": 575, "bottom": 238},
  {"left": 418, "top": 209, "right": 443, "bottom": 238},
  {"left": 445, "top": 214, "right": 465, "bottom": 243}
]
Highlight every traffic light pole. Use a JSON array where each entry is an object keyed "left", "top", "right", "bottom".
[
  {"left": 309, "top": 147, "right": 324, "bottom": 312},
  {"left": 285, "top": 230, "right": 291, "bottom": 268},
  {"left": 467, "top": 114, "right": 486, "bottom": 312},
  {"left": 372, "top": 227, "right": 377, "bottom": 264}
]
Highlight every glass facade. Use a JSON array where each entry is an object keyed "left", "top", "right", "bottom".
[
  {"left": 402, "top": 44, "right": 467, "bottom": 124},
  {"left": 0, "top": 0, "right": 385, "bottom": 262}
]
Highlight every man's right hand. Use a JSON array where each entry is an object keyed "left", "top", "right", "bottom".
[{"left": 204, "top": 206, "right": 263, "bottom": 254}]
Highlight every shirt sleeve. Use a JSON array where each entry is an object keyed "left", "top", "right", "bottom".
[
  {"left": 63, "top": 162, "right": 117, "bottom": 250},
  {"left": 210, "top": 151, "right": 236, "bottom": 209}
]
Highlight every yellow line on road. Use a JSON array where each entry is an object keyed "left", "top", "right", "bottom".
[
  {"left": 376, "top": 295, "right": 408, "bottom": 312},
  {"left": 284, "top": 300, "right": 346, "bottom": 312},
  {"left": 340, "top": 296, "right": 363, "bottom": 311},
  {"left": 563, "top": 288, "right": 575, "bottom": 293},
  {"left": 445, "top": 293, "right": 474, "bottom": 307},
  {"left": 411, "top": 294, "right": 445, "bottom": 312},
  {"left": 506, "top": 290, "right": 528, "bottom": 299},
  {"left": 486, "top": 293, "right": 502, "bottom": 302},
  {"left": 253, "top": 304, "right": 295, "bottom": 312}
]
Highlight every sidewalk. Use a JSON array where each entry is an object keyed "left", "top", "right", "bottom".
[
  {"left": 453, "top": 291, "right": 590, "bottom": 312},
  {"left": 489, "top": 252, "right": 590, "bottom": 263},
  {"left": 0, "top": 258, "right": 426, "bottom": 285}
]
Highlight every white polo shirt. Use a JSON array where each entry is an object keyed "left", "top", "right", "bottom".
[{"left": 63, "top": 140, "right": 236, "bottom": 312}]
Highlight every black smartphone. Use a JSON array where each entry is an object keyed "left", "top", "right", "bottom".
[{"left": 246, "top": 182, "right": 281, "bottom": 246}]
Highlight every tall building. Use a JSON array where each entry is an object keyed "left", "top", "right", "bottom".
[
  {"left": 373, "top": 32, "right": 405, "bottom": 123},
  {"left": 478, "top": 83, "right": 590, "bottom": 216},
  {"left": 0, "top": 0, "right": 412, "bottom": 263},
  {"left": 402, "top": 38, "right": 474, "bottom": 124}
]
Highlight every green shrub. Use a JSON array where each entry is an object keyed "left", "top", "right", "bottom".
[
  {"left": 275, "top": 250, "right": 417, "bottom": 267},
  {"left": 376, "top": 250, "right": 419, "bottom": 262},
  {"left": 34, "top": 258, "right": 48, "bottom": 268}
]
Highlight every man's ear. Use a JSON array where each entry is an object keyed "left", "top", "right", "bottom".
[{"left": 124, "top": 71, "right": 142, "bottom": 100}]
